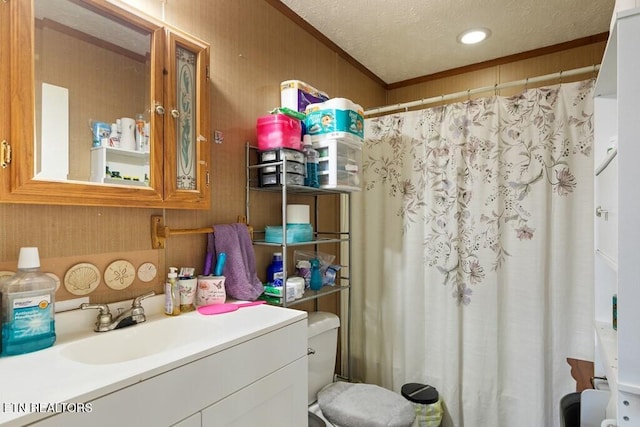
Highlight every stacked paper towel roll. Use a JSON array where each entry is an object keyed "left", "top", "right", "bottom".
[{"left": 286, "top": 204, "right": 309, "bottom": 224}]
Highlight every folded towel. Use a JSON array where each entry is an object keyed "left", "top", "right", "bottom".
[{"left": 212, "top": 224, "right": 264, "bottom": 301}]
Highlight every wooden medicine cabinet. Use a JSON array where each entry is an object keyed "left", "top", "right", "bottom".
[{"left": 0, "top": 0, "right": 210, "bottom": 209}]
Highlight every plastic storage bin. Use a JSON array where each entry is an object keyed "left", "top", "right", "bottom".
[
  {"left": 259, "top": 160, "right": 305, "bottom": 176},
  {"left": 256, "top": 114, "right": 302, "bottom": 151},
  {"left": 259, "top": 148, "right": 305, "bottom": 164},
  {"left": 305, "top": 98, "right": 364, "bottom": 141},
  {"left": 265, "top": 224, "right": 313, "bottom": 243},
  {"left": 259, "top": 171, "right": 304, "bottom": 187},
  {"left": 280, "top": 80, "right": 329, "bottom": 113},
  {"left": 313, "top": 134, "right": 363, "bottom": 191}
]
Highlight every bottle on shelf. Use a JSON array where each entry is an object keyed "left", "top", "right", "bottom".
[
  {"left": 302, "top": 135, "right": 319, "bottom": 188},
  {"left": 309, "top": 258, "right": 322, "bottom": 291},
  {"left": 1, "top": 247, "right": 56, "bottom": 356},
  {"left": 135, "top": 113, "right": 145, "bottom": 152},
  {"left": 267, "top": 252, "right": 284, "bottom": 287},
  {"left": 108, "top": 123, "right": 120, "bottom": 148}
]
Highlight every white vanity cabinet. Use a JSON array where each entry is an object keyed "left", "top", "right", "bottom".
[
  {"left": 27, "top": 311, "right": 307, "bottom": 427},
  {"left": 593, "top": 6, "right": 640, "bottom": 425}
]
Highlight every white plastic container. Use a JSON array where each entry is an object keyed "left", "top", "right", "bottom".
[
  {"left": 1, "top": 247, "right": 56, "bottom": 356},
  {"left": 305, "top": 98, "right": 364, "bottom": 141},
  {"left": 313, "top": 134, "right": 363, "bottom": 192}
]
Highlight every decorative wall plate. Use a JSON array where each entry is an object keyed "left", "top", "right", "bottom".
[
  {"left": 137, "top": 262, "right": 157, "bottom": 283},
  {"left": 64, "top": 263, "right": 100, "bottom": 295},
  {"left": 104, "top": 260, "right": 135, "bottom": 290}
]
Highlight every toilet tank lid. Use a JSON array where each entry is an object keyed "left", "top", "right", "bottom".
[{"left": 307, "top": 311, "right": 340, "bottom": 338}]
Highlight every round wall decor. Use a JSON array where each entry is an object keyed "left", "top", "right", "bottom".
[
  {"left": 64, "top": 263, "right": 100, "bottom": 295},
  {"left": 137, "top": 262, "right": 158, "bottom": 283},
  {"left": 104, "top": 260, "right": 136, "bottom": 290}
]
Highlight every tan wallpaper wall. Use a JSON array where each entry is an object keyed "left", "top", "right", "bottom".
[
  {"left": 0, "top": 0, "right": 385, "bottom": 311},
  {"left": 385, "top": 42, "right": 606, "bottom": 108},
  {"left": 0, "top": 0, "right": 605, "bottom": 311}
]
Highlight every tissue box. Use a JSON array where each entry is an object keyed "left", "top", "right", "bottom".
[
  {"left": 305, "top": 98, "right": 364, "bottom": 141},
  {"left": 280, "top": 80, "right": 329, "bottom": 113}
]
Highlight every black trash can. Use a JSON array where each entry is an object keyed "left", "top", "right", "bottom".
[
  {"left": 560, "top": 392, "right": 581, "bottom": 427},
  {"left": 401, "top": 383, "right": 443, "bottom": 427}
]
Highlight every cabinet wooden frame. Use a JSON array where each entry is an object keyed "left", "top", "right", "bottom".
[{"left": 0, "top": 0, "right": 210, "bottom": 209}]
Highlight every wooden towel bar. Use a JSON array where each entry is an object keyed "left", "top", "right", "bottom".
[{"left": 151, "top": 215, "right": 251, "bottom": 249}]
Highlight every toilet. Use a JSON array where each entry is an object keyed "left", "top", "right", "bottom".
[{"left": 307, "top": 312, "right": 416, "bottom": 427}]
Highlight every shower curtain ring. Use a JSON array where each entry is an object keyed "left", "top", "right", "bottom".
[
  {"left": 559, "top": 70, "right": 563, "bottom": 83},
  {"left": 494, "top": 83, "right": 499, "bottom": 96},
  {"left": 525, "top": 77, "right": 529, "bottom": 91},
  {"left": 467, "top": 89, "right": 471, "bottom": 101}
]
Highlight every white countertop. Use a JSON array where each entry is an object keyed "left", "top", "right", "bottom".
[{"left": 0, "top": 296, "right": 307, "bottom": 426}]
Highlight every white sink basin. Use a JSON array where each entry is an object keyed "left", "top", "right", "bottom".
[{"left": 60, "top": 316, "right": 207, "bottom": 365}]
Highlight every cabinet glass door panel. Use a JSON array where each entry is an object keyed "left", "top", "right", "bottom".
[
  {"left": 175, "top": 45, "right": 197, "bottom": 191},
  {"left": 162, "top": 29, "right": 210, "bottom": 207}
]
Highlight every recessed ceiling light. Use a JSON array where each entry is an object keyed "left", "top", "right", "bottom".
[{"left": 458, "top": 28, "right": 491, "bottom": 45}]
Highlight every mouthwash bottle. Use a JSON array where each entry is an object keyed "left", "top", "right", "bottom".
[
  {"left": 1, "top": 247, "right": 56, "bottom": 356},
  {"left": 302, "top": 135, "right": 320, "bottom": 188}
]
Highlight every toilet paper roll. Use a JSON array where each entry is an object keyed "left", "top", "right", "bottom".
[{"left": 286, "top": 204, "right": 310, "bottom": 224}]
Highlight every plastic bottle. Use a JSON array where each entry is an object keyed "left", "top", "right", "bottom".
[
  {"left": 1, "top": 247, "right": 56, "bottom": 356},
  {"left": 135, "top": 113, "right": 145, "bottom": 152},
  {"left": 108, "top": 123, "right": 120, "bottom": 148},
  {"left": 164, "top": 267, "right": 180, "bottom": 316},
  {"left": 309, "top": 258, "right": 322, "bottom": 291},
  {"left": 302, "top": 135, "right": 320, "bottom": 188},
  {"left": 267, "top": 252, "right": 284, "bottom": 287}
]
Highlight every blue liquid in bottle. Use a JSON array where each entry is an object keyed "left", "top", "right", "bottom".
[
  {"left": 309, "top": 258, "right": 322, "bottom": 291},
  {"left": 302, "top": 136, "right": 319, "bottom": 188},
  {"left": 1, "top": 248, "right": 56, "bottom": 356},
  {"left": 267, "top": 252, "right": 284, "bottom": 287}
]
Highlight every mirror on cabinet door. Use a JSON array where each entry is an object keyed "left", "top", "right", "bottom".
[
  {"left": 34, "top": 0, "right": 152, "bottom": 187},
  {"left": 3, "top": 0, "right": 209, "bottom": 208}
]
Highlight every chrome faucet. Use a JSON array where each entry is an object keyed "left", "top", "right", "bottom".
[{"left": 80, "top": 291, "right": 156, "bottom": 332}]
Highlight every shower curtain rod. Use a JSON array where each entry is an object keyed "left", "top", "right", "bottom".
[{"left": 364, "top": 64, "right": 600, "bottom": 116}]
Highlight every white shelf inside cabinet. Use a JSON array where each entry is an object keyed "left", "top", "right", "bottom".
[{"left": 90, "top": 146, "right": 150, "bottom": 185}]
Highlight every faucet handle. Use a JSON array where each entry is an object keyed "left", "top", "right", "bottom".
[
  {"left": 132, "top": 291, "right": 156, "bottom": 307},
  {"left": 80, "top": 303, "right": 113, "bottom": 332},
  {"left": 80, "top": 303, "right": 111, "bottom": 314}
]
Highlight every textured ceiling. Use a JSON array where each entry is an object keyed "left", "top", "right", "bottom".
[
  {"left": 278, "top": 0, "right": 615, "bottom": 84},
  {"left": 35, "top": 0, "right": 150, "bottom": 57}
]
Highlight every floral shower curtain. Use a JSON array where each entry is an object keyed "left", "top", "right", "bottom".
[{"left": 350, "top": 80, "right": 595, "bottom": 426}]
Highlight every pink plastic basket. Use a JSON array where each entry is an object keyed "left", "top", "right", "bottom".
[{"left": 256, "top": 114, "right": 302, "bottom": 151}]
